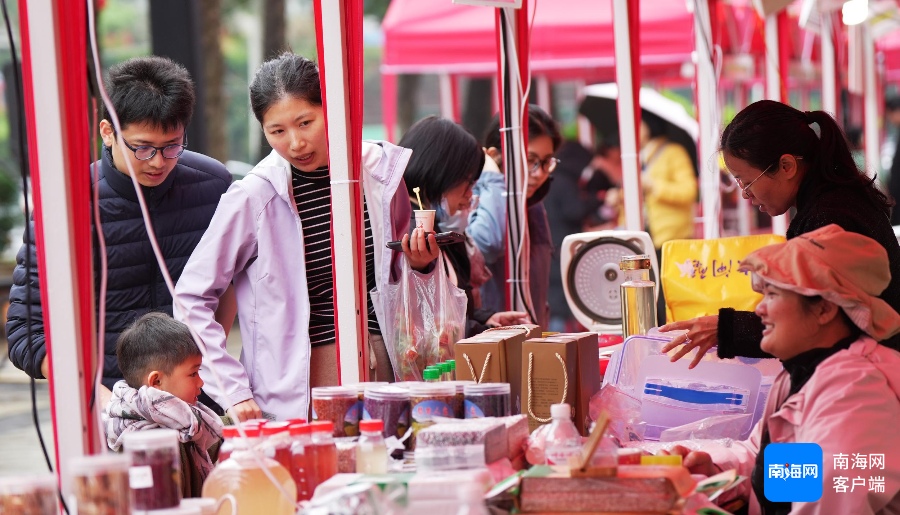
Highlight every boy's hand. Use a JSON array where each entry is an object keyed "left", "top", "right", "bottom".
[
  {"left": 97, "top": 385, "right": 112, "bottom": 411},
  {"left": 229, "top": 399, "right": 262, "bottom": 422},
  {"left": 659, "top": 445, "right": 719, "bottom": 477},
  {"left": 402, "top": 228, "right": 440, "bottom": 272}
]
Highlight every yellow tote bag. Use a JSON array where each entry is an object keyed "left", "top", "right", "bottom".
[{"left": 661, "top": 234, "right": 786, "bottom": 323}]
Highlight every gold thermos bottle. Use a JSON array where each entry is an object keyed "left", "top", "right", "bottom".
[{"left": 619, "top": 254, "right": 657, "bottom": 338}]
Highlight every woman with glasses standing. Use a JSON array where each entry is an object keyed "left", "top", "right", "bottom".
[
  {"left": 475, "top": 105, "right": 562, "bottom": 331},
  {"left": 660, "top": 99, "right": 900, "bottom": 366}
]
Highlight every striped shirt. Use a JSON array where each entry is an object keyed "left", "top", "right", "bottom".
[{"left": 292, "top": 166, "right": 379, "bottom": 347}]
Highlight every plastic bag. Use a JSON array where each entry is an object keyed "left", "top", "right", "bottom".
[
  {"left": 371, "top": 251, "right": 468, "bottom": 381},
  {"left": 661, "top": 234, "right": 785, "bottom": 323},
  {"left": 589, "top": 385, "right": 646, "bottom": 444},
  {"left": 659, "top": 413, "right": 752, "bottom": 442}
]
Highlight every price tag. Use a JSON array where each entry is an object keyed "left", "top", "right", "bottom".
[{"left": 129, "top": 466, "right": 154, "bottom": 489}]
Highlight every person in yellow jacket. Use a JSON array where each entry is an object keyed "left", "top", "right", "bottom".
[{"left": 640, "top": 112, "right": 697, "bottom": 249}]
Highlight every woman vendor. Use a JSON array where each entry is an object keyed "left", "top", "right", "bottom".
[
  {"left": 665, "top": 225, "right": 900, "bottom": 514},
  {"left": 660, "top": 100, "right": 900, "bottom": 367}
]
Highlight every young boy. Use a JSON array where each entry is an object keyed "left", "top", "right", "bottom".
[{"left": 107, "top": 312, "right": 224, "bottom": 498}]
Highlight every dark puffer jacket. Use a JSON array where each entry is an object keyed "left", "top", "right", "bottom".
[{"left": 5, "top": 148, "right": 231, "bottom": 387}]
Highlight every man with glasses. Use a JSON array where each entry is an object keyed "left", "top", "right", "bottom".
[{"left": 6, "top": 56, "right": 231, "bottom": 409}]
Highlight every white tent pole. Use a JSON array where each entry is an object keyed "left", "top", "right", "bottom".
[
  {"left": 734, "top": 83, "right": 752, "bottom": 236},
  {"left": 863, "top": 22, "right": 879, "bottom": 179},
  {"left": 612, "top": 0, "right": 642, "bottom": 232},
  {"left": 320, "top": 0, "right": 365, "bottom": 384},
  {"left": 695, "top": 0, "right": 720, "bottom": 240},
  {"left": 821, "top": 12, "right": 837, "bottom": 115},
  {"left": 439, "top": 73, "right": 455, "bottom": 120},
  {"left": 765, "top": 14, "right": 789, "bottom": 236},
  {"left": 536, "top": 75, "right": 551, "bottom": 113},
  {"left": 25, "top": 0, "right": 92, "bottom": 496},
  {"left": 575, "top": 80, "right": 594, "bottom": 150}
]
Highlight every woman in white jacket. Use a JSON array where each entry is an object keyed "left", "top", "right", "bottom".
[{"left": 175, "top": 53, "right": 437, "bottom": 421}]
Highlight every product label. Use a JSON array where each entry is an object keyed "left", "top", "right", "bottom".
[
  {"left": 128, "top": 465, "right": 154, "bottom": 489},
  {"left": 411, "top": 400, "right": 452, "bottom": 423},
  {"left": 545, "top": 447, "right": 582, "bottom": 466},
  {"left": 344, "top": 401, "right": 361, "bottom": 437},
  {"left": 464, "top": 399, "right": 485, "bottom": 419}
]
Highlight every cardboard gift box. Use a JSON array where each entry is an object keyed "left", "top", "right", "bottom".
[
  {"left": 453, "top": 325, "right": 540, "bottom": 415},
  {"left": 520, "top": 332, "right": 601, "bottom": 435}
]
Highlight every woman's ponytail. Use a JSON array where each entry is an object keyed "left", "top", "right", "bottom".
[{"left": 806, "top": 110, "right": 892, "bottom": 215}]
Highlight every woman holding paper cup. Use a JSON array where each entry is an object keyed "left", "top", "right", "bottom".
[
  {"left": 175, "top": 53, "right": 439, "bottom": 421},
  {"left": 663, "top": 226, "right": 900, "bottom": 514},
  {"left": 399, "top": 116, "right": 530, "bottom": 336},
  {"left": 659, "top": 100, "right": 900, "bottom": 368}
]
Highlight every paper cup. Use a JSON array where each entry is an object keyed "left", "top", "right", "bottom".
[{"left": 413, "top": 210, "right": 436, "bottom": 233}]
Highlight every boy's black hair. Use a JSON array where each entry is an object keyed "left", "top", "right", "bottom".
[
  {"left": 399, "top": 116, "right": 485, "bottom": 208},
  {"left": 249, "top": 52, "right": 321, "bottom": 123},
  {"left": 483, "top": 104, "right": 562, "bottom": 153},
  {"left": 105, "top": 56, "right": 195, "bottom": 133},
  {"left": 116, "top": 312, "right": 201, "bottom": 389}
]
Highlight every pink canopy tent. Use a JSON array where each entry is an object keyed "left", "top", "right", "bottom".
[
  {"left": 380, "top": 0, "right": 695, "bottom": 141},
  {"left": 381, "top": 0, "right": 694, "bottom": 75}
]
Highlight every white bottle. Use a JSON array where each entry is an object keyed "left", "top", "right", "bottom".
[
  {"left": 454, "top": 482, "right": 490, "bottom": 515},
  {"left": 543, "top": 403, "right": 583, "bottom": 466}
]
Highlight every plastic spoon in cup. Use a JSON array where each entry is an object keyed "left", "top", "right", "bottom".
[{"left": 413, "top": 187, "right": 424, "bottom": 210}]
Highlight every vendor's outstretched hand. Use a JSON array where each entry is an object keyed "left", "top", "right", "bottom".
[
  {"left": 658, "top": 315, "right": 719, "bottom": 369},
  {"left": 228, "top": 398, "right": 262, "bottom": 422},
  {"left": 660, "top": 445, "right": 719, "bottom": 477},
  {"left": 402, "top": 228, "right": 440, "bottom": 272},
  {"left": 487, "top": 311, "right": 531, "bottom": 327}
]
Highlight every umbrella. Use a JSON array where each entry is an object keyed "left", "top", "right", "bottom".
[{"left": 579, "top": 83, "right": 699, "bottom": 172}]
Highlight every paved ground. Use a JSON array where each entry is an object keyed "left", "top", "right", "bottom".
[{"left": 0, "top": 322, "right": 243, "bottom": 477}]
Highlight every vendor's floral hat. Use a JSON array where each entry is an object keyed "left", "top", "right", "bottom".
[{"left": 739, "top": 224, "right": 900, "bottom": 341}]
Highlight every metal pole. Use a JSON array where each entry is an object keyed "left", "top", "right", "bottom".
[
  {"left": 765, "top": 13, "right": 788, "bottom": 236},
  {"left": 863, "top": 22, "right": 879, "bottom": 179},
  {"left": 821, "top": 12, "right": 837, "bottom": 115},
  {"left": 612, "top": 0, "right": 642, "bottom": 232},
  {"left": 695, "top": 0, "right": 720, "bottom": 240}
]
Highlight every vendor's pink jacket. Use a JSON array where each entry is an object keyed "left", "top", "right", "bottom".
[
  {"left": 174, "top": 142, "right": 412, "bottom": 421},
  {"left": 706, "top": 337, "right": 900, "bottom": 514}
]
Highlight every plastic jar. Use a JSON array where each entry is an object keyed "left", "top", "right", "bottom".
[
  {"left": 464, "top": 383, "right": 511, "bottom": 418},
  {"left": 0, "top": 475, "right": 57, "bottom": 515},
  {"left": 122, "top": 428, "right": 182, "bottom": 510},
  {"left": 409, "top": 382, "right": 456, "bottom": 449},
  {"left": 363, "top": 385, "right": 411, "bottom": 441},
  {"left": 311, "top": 386, "right": 361, "bottom": 437},
  {"left": 69, "top": 453, "right": 131, "bottom": 515},
  {"left": 260, "top": 422, "right": 293, "bottom": 472},
  {"left": 446, "top": 380, "right": 474, "bottom": 419}
]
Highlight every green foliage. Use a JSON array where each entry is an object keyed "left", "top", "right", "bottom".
[{"left": 363, "top": 0, "right": 391, "bottom": 20}]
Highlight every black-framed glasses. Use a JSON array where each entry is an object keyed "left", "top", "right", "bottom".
[
  {"left": 120, "top": 134, "right": 188, "bottom": 161},
  {"left": 527, "top": 156, "right": 559, "bottom": 175},
  {"left": 733, "top": 156, "right": 803, "bottom": 194}
]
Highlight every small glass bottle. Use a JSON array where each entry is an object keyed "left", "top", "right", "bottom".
[
  {"left": 543, "top": 404, "right": 583, "bottom": 466},
  {"left": 423, "top": 368, "right": 441, "bottom": 383},
  {"left": 309, "top": 421, "right": 338, "bottom": 491},
  {"left": 619, "top": 254, "right": 657, "bottom": 338},
  {"left": 260, "top": 422, "right": 292, "bottom": 472},
  {"left": 441, "top": 363, "right": 453, "bottom": 381},
  {"left": 289, "top": 423, "right": 313, "bottom": 501},
  {"left": 356, "top": 419, "right": 388, "bottom": 474}
]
